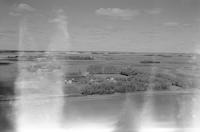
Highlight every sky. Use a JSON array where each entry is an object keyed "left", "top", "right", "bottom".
[{"left": 0, "top": 0, "right": 200, "bottom": 53}]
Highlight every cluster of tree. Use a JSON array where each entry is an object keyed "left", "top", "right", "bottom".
[
  {"left": 140, "top": 60, "right": 160, "bottom": 64},
  {"left": 120, "top": 68, "right": 144, "bottom": 76},
  {"left": 154, "top": 73, "right": 189, "bottom": 88},
  {"left": 91, "top": 52, "right": 104, "bottom": 54},
  {"left": 80, "top": 74, "right": 173, "bottom": 95},
  {"left": 7, "top": 56, "right": 18, "bottom": 61},
  {"left": 157, "top": 54, "right": 172, "bottom": 58},
  {"left": 0, "top": 62, "right": 11, "bottom": 65},
  {"left": 81, "top": 67, "right": 194, "bottom": 95},
  {"left": 65, "top": 71, "right": 82, "bottom": 76},
  {"left": 87, "top": 64, "right": 118, "bottom": 74},
  {"left": 81, "top": 82, "right": 116, "bottom": 95},
  {"left": 65, "top": 56, "right": 94, "bottom": 60},
  {"left": 120, "top": 68, "right": 190, "bottom": 88}
]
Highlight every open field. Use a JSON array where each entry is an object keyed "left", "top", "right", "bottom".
[{"left": 0, "top": 51, "right": 200, "bottom": 97}]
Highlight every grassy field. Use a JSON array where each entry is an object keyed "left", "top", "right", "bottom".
[{"left": 0, "top": 51, "right": 200, "bottom": 96}]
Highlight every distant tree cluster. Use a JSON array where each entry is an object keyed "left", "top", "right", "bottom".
[
  {"left": 81, "top": 78, "right": 149, "bottom": 95},
  {"left": 81, "top": 67, "right": 192, "bottom": 95},
  {"left": 65, "top": 56, "right": 94, "bottom": 60},
  {"left": 81, "top": 82, "right": 115, "bottom": 95},
  {"left": 154, "top": 73, "right": 189, "bottom": 88},
  {"left": 87, "top": 64, "right": 118, "bottom": 74},
  {"left": 140, "top": 60, "right": 160, "bottom": 64}
]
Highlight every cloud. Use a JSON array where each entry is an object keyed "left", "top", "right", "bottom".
[
  {"left": 95, "top": 8, "right": 140, "bottom": 20},
  {"left": 145, "top": 8, "right": 162, "bottom": 15},
  {"left": 9, "top": 11, "right": 20, "bottom": 16},
  {"left": 163, "top": 22, "right": 193, "bottom": 28},
  {"left": 163, "top": 22, "right": 179, "bottom": 27},
  {"left": 49, "top": 9, "right": 67, "bottom": 25},
  {"left": 10, "top": 3, "right": 35, "bottom": 16},
  {"left": 17, "top": 3, "right": 35, "bottom": 12}
]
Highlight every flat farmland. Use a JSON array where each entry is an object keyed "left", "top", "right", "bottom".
[{"left": 0, "top": 51, "right": 200, "bottom": 97}]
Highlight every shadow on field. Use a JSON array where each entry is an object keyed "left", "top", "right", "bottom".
[
  {"left": 0, "top": 64, "right": 18, "bottom": 97},
  {"left": 0, "top": 102, "right": 15, "bottom": 132}
]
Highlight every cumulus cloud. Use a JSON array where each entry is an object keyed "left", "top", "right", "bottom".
[
  {"left": 163, "top": 22, "right": 193, "bottom": 27},
  {"left": 163, "top": 22, "right": 179, "bottom": 27},
  {"left": 145, "top": 8, "right": 162, "bottom": 15},
  {"left": 16, "top": 3, "right": 35, "bottom": 12},
  {"left": 9, "top": 11, "right": 21, "bottom": 16},
  {"left": 10, "top": 3, "right": 35, "bottom": 16},
  {"left": 95, "top": 8, "right": 140, "bottom": 20},
  {"left": 49, "top": 9, "right": 67, "bottom": 25}
]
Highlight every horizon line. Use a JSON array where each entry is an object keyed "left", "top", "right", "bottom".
[{"left": 0, "top": 49, "right": 196, "bottom": 54}]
